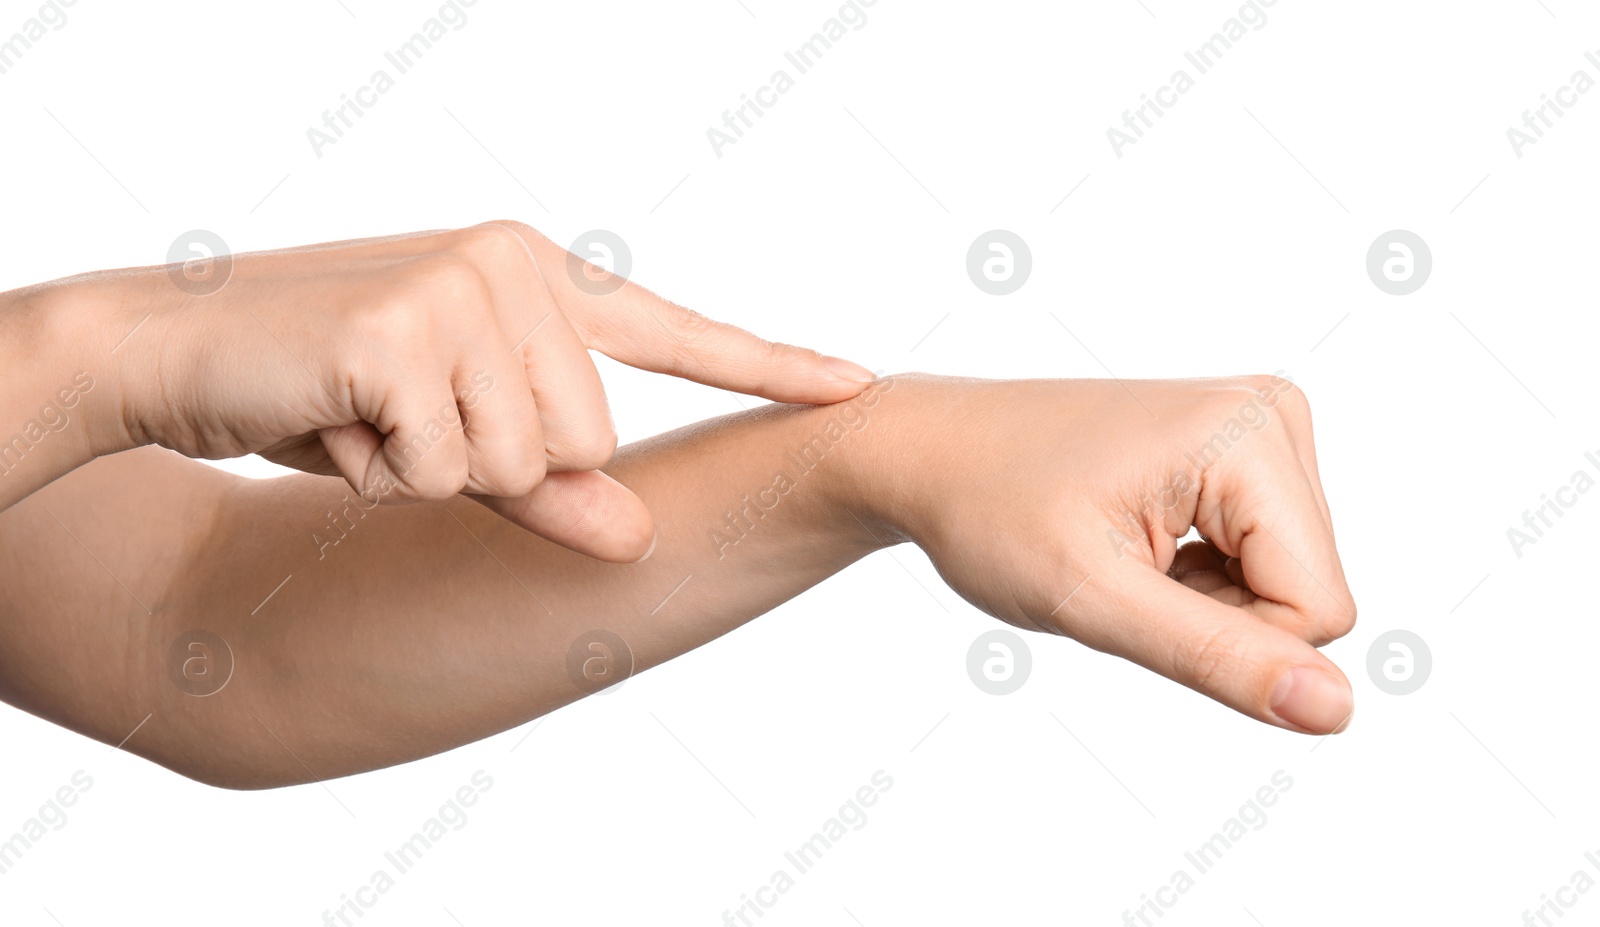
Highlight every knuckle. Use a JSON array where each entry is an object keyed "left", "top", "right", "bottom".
[
  {"left": 769, "top": 339, "right": 819, "bottom": 367},
  {"left": 482, "top": 218, "right": 544, "bottom": 244},
  {"left": 1296, "top": 614, "right": 1334, "bottom": 648},
  {"left": 1237, "top": 373, "right": 1285, "bottom": 397},
  {"left": 1279, "top": 383, "right": 1310, "bottom": 415},
  {"left": 451, "top": 223, "right": 534, "bottom": 272},
  {"left": 1260, "top": 376, "right": 1310, "bottom": 419},
  {"left": 553, "top": 426, "right": 618, "bottom": 471},
  {"left": 749, "top": 339, "right": 800, "bottom": 396},
  {"left": 420, "top": 254, "right": 491, "bottom": 305},
  {"left": 517, "top": 450, "right": 550, "bottom": 493},
  {"left": 355, "top": 291, "right": 427, "bottom": 340},
  {"left": 407, "top": 471, "right": 467, "bottom": 502},
  {"left": 576, "top": 427, "right": 620, "bottom": 468},
  {"left": 1298, "top": 592, "right": 1355, "bottom": 646},
  {"left": 1325, "top": 598, "right": 1357, "bottom": 640},
  {"left": 479, "top": 438, "right": 548, "bottom": 497},
  {"left": 662, "top": 299, "right": 719, "bottom": 343},
  {"left": 477, "top": 219, "right": 564, "bottom": 280},
  {"left": 370, "top": 256, "right": 490, "bottom": 334},
  {"left": 645, "top": 300, "right": 729, "bottom": 368},
  {"left": 393, "top": 446, "right": 468, "bottom": 500},
  {"left": 494, "top": 462, "right": 545, "bottom": 499}
]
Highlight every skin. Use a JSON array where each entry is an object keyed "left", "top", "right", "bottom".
[
  {"left": 0, "top": 226, "right": 1356, "bottom": 790},
  {"left": 0, "top": 220, "right": 879, "bottom": 562}
]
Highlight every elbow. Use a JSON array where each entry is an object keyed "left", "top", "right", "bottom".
[
  {"left": 154, "top": 747, "right": 320, "bottom": 792},
  {"left": 135, "top": 713, "right": 344, "bottom": 792}
]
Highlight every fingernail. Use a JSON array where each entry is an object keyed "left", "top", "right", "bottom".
[
  {"left": 637, "top": 530, "right": 658, "bottom": 563},
  {"left": 821, "top": 355, "right": 876, "bottom": 383},
  {"left": 1270, "top": 667, "right": 1354, "bottom": 734}
]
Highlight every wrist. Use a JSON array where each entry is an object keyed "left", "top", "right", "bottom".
[
  {"left": 0, "top": 284, "right": 106, "bottom": 503},
  {"left": 20, "top": 277, "right": 152, "bottom": 460},
  {"left": 822, "top": 372, "right": 934, "bottom": 550},
  {"left": 829, "top": 372, "right": 1008, "bottom": 559}
]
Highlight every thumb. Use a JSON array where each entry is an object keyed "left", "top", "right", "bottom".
[
  {"left": 1075, "top": 566, "right": 1355, "bottom": 735},
  {"left": 467, "top": 469, "right": 657, "bottom": 564}
]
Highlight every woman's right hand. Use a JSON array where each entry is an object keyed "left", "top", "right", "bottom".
[{"left": 53, "top": 220, "right": 878, "bottom": 562}]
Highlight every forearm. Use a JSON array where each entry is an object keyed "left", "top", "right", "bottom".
[
  {"left": 59, "top": 377, "right": 907, "bottom": 788},
  {"left": 2, "top": 365, "right": 1359, "bottom": 788}
]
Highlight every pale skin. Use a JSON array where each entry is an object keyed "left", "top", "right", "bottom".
[{"left": 0, "top": 222, "right": 1356, "bottom": 789}]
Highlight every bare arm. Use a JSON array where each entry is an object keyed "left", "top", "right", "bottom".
[
  {"left": 0, "top": 221, "right": 879, "bottom": 562},
  {"left": 0, "top": 372, "right": 1358, "bottom": 789},
  {"left": 0, "top": 379, "right": 902, "bottom": 788}
]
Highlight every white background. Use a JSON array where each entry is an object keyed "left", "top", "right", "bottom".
[{"left": 2, "top": 0, "right": 1598, "bottom": 924}]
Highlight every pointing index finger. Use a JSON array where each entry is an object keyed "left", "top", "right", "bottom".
[{"left": 494, "top": 221, "right": 878, "bottom": 404}]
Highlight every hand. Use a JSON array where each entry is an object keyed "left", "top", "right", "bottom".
[
  {"left": 82, "top": 221, "right": 877, "bottom": 561},
  {"left": 864, "top": 373, "right": 1356, "bottom": 735}
]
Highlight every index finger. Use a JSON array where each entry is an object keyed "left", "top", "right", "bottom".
[
  {"left": 495, "top": 221, "right": 878, "bottom": 404},
  {"left": 1200, "top": 447, "right": 1357, "bottom": 648}
]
